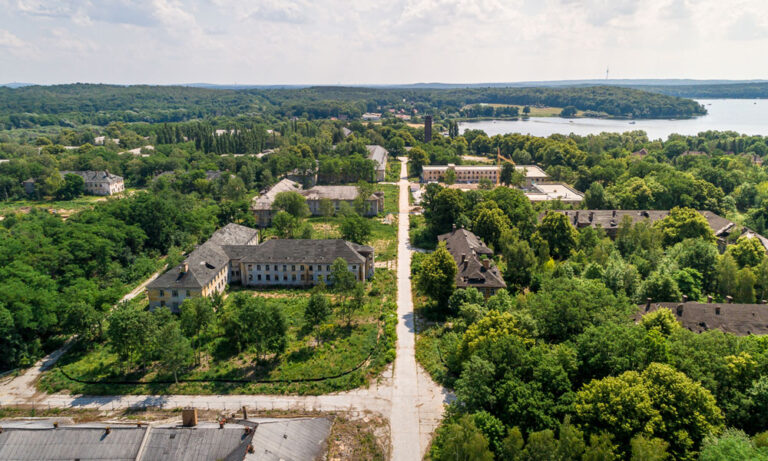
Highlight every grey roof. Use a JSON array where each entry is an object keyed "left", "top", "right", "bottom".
[
  {"left": 148, "top": 224, "right": 259, "bottom": 290},
  {"left": 547, "top": 209, "right": 741, "bottom": 239},
  {"left": 0, "top": 418, "right": 330, "bottom": 461},
  {"left": 366, "top": 145, "right": 388, "bottom": 170},
  {"left": 341, "top": 127, "right": 352, "bottom": 138},
  {"left": 0, "top": 425, "right": 146, "bottom": 460},
  {"left": 637, "top": 302, "right": 768, "bottom": 336},
  {"left": 245, "top": 417, "right": 332, "bottom": 461},
  {"left": 225, "top": 239, "right": 372, "bottom": 265},
  {"left": 251, "top": 179, "right": 302, "bottom": 212},
  {"left": 302, "top": 185, "right": 361, "bottom": 201},
  {"left": 60, "top": 170, "right": 123, "bottom": 184},
  {"left": 142, "top": 426, "right": 253, "bottom": 461},
  {"left": 437, "top": 228, "right": 506, "bottom": 290}
]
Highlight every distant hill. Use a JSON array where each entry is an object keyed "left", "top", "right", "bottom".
[{"left": 0, "top": 82, "right": 35, "bottom": 88}]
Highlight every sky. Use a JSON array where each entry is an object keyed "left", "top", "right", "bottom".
[{"left": 0, "top": 0, "right": 767, "bottom": 85}]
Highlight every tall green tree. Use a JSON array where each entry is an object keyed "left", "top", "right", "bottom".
[{"left": 416, "top": 242, "right": 457, "bottom": 306}]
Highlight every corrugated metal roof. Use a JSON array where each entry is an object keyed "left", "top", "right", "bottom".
[
  {"left": 0, "top": 426, "right": 146, "bottom": 460},
  {"left": 246, "top": 417, "right": 333, "bottom": 461},
  {"left": 141, "top": 427, "right": 252, "bottom": 461}
]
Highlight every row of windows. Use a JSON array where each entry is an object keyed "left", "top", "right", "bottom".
[
  {"left": 246, "top": 264, "right": 333, "bottom": 272},
  {"left": 248, "top": 273, "right": 327, "bottom": 282},
  {"left": 159, "top": 289, "right": 191, "bottom": 297}
]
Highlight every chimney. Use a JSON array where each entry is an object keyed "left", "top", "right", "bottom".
[
  {"left": 645, "top": 298, "right": 652, "bottom": 310},
  {"left": 182, "top": 408, "right": 198, "bottom": 427},
  {"left": 424, "top": 115, "right": 433, "bottom": 142},
  {"left": 53, "top": 422, "right": 58, "bottom": 429},
  {"left": 762, "top": 299, "right": 767, "bottom": 305},
  {"left": 682, "top": 295, "right": 688, "bottom": 303},
  {"left": 242, "top": 406, "right": 248, "bottom": 420},
  {"left": 676, "top": 304, "right": 684, "bottom": 316},
  {"left": 707, "top": 295, "right": 713, "bottom": 303},
  {"left": 452, "top": 223, "right": 456, "bottom": 233},
  {"left": 726, "top": 296, "right": 733, "bottom": 304},
  {"left": 180, "top": 262, "right": 188, "bottom": 273},
  {"left": 482, "top": 259, "right": 490, "bottom": 269},
  {"left": 105, "top": 427, "right": 111, "bottom": 435},
  {"left": 461, "top": 253, "right": 466, "bottom": 264},
  {"left": 612, "top": 210, "right": 617, "bottom": 217},
  {"left": 219, "top": 419, "right": 225, "bottom": 429},
  {"left": 589, "top": 211, "right": 594, "bottom": 222}
]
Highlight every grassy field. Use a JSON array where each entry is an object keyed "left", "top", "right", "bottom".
[
  {"left": 0, "top": 189, "right": 139, "bottom": 218},
  {"left": 307, "top": 215, "right": 397, "bottom": 261},
  {"left": 385, "top": 160, "right": 402, "bottom": 182},
  {"left": 377, "top": 183, "right": 399, "bottom": 215},
  {"left": 460, "top": 103, "right": 585, "bottom": 117},
  {"left": 39, "top": 269, "right": 398, "bottom": 396}
]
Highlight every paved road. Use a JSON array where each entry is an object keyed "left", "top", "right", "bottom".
[{"left": 0, "top": 156, "right": 451, "bottom": 460}]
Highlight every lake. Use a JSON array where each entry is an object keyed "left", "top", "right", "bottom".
[{"left": 459, "top": 99, "right": 768, "bottom": 140}]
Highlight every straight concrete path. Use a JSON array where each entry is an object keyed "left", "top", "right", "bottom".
[{"left": 0, "top": 157, "right": 451, "bottom": 460}]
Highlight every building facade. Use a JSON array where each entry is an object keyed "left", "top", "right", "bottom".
[
  {"left": 146, "top": 223, "right": 260, "bottom": 310},
  {"left": 225, "top": 239, "right": 374, "bottom": 287},
  {"left": 251, "top": 180, "right": 385, "bottom": 226},
  {"left": 60, "top": 170, "right": 125, "bottom": 196},
  {"left": 366, "top": 144, "right": 388, "bottom": 182},
  {"left": 420, "top": 164, "right": 549, "bottom": 187}
]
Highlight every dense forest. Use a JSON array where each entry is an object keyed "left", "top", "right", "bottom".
[
  {"left": 0, "top": 84, "right": 706, "bottom": 129},
  {"left": 634, "top": 82, "right": 768, "bottom": 99}
]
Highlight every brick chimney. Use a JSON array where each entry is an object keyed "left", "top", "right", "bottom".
[
  {"left": 645, "top": 298, "right": 652, "bottom": 310},
  {"left": 726, "top": 295, "right": 733, "bottom": 304},
  {"left": 180, "top": 262, "right": 188, "bottom": 273},
  {"left": 682, "top": 295, "right": 688, "bottom": 303},
  {"left": 482, "top": 259, "right": 490, "bottom": 269},
  {"left": 707, "top": 295, "right": 713, "bottom": 303},
  {"left": 182, "top": 408, "right": 198, "bottom": 427},
  {"left": 461, "top": 253, "right": 466, "bottom": 264}
]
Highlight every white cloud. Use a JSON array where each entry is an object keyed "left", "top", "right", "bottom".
[{"left": 1, "top": 0, "right": 767, "bottom": 84}]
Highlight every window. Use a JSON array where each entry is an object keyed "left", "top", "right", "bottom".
[
  {"left": 292, "top": 265, "right": 295, "bottom": 271},
  {"left": 266, "top": 274, "right": 271, "bottom": 281},
  {"left": 292, "top": 274, "right": 296, "bottom": 281},
  {"left": 159, "top": 290, "right": 164, "bottom": 297},
  {"left": 257, "top": 274, "right": 261, "bottom": 281},
  {"left": 301, "top": 274, "right": 305, "bottom": 281},
  {"left": 283, "top": 274, "right": 288, "bottom": 281},
  {"left": 326, "top": 265, "right": 330, "bottom": 271},
  {"left": 249, "top": 274, "right": 253, "bottom": 281},
  {"left": 300, "top": 265, "right": 304, "bottom": 271},
  {"left": 185, "top": 290, "right": 190, "bottom": 297},
  {"left": 283, "top": 265, "right": 287, "bottom": 271},
  {"left": 160, "top": 300, "right": 166, "bottom": 307},
  {"left": 172, "top": 290, "right": 178, "bottom": 297},
  {"left": 248, "top": 264, "right": 252, "bottom": 270},
  {"left": 308, "top": 265, "right": 312, "bottom": 271},
  {"left": 257, "top": 265, "right": 261, "bottom": 271}
]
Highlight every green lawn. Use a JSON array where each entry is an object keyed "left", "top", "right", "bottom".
[
  {"left": 39, "top": 269, "right": 398, "bottom": 396},
  {"left": 0, "top": 190, "right": 138, "bottom": 217},
  {"left": 385, "top": 160, "right": 402, "bottom": 182},
  {"left": 377, "top": 183, "right": 399, "bottom": 215}
]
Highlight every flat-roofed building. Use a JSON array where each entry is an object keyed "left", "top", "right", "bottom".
[
  {"left": 366, "top": 145, "right": 388, "bottom": 182},
  {"left": 146, "top": 223, "right": 259, "bottom": 310},
  {"left": 525, "top": 183, "right": 584, "bottom": 205},
  {"left": 420, "top": 164, "right": 548, "bottom": 187},
  {"left": 225, "top": 239, "right": 374, "bottom": 287}
]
